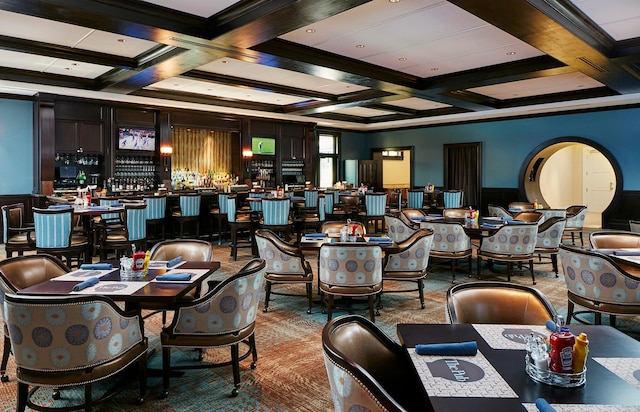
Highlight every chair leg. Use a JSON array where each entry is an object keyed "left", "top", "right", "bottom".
[
  {"left": 17, "top": 381, "right": 28, "bottom": 412},
  {"left": 230, "top": 343, "right": 240, "bottom": 397},
  {"left": 306, "top": 283, "right": 313, "bottom": 314},
  {"left": 417, "top": 279, "right": 425, "bottom": 309},
  {"left": 450, "top": 259, "right": 456, "bottom": 283},
  {"left": 610, "top": 314, "right": 617, "bottom": 328},
  {"left": 85, "top": 382, "right": 92, "bottom": 412},
  {"left": 161, "top": 346, "right": 171, "bottom": 398},
  {"left": 263, "top": 282, "right": 272, "bottom": 313},
  {"left": 579, "top": 230, "right": 584, "bottom": 247},
  {"left": 368, "top": 295, "right": 375, "bottom": 322},
  {"left": 467, "top": 255, "right": 473, "bottom": 278},
  {"left": 529, "top": 259, "right": 536, "bottom": 285},
  {"left": 571, "top": 232, "right": 576, "bottom": 245},
  {"left": 1, "top": 335, "right": 10, "bottom": 382},
  {"left": 551, "top": 254, "right": 559, "bottom": 276},
  {"left": 594, "top": 312, "right": 602, "bottom": 325},
  {"left": 248, "top": 334, "right": 258, "bottom": 369},
  {"left": 327, "top": 295, "right": 334, "bottom": 321},
  {"left": 476, "top": 256, "right": 482, "bottom": 279},
  {"left": 566, "top": 301, "right": 575, "bottom": 324},
  {"left": 138, "top": 350, "right": 147, "bottom": 404},
  {"left": 506, "top": 262, "right": 512, "bottom": 282}
]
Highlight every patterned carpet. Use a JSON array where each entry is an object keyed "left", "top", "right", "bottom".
[{"left": 0, "top": 240, "right": 639, "bottom": 411}]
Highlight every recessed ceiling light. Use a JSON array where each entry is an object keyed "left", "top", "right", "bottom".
[
  {"left": 71, "top": 63, "right": 78, "bottom": 66},
  {"left": 221, "top": 60, "right": 229, "bottom": 64},
  {"left": 389, "top": 0, "right": 400, "bottom": 3},
  {"left": 399, "top": 57, "right": 407, "bottom": 61},
  {"left": 306, "top": 29, "right": 316, "bottom": 33},
  {"left": 430, "top": 67, "right": 439, "bottom": 71},
  {"left": 506, "top": 51, "right": 516, "bottom": 55},
  {"left": 117, "top": 39, "right": 126, "bottom": 43},
  {"left": 355, "top": 44, "right": 365, "bottom": 48}
]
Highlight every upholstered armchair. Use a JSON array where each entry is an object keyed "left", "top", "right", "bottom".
[
  {"left": 400, "top": 208, "right": 426, "bottom": 228},
  {"left": 513, "top": 211, "right": 544, "bottom": 224},
  {"left": 423, "top": 221, "right": 472, "bottom": 282},
  {"left": 33, "top": 207, "right": 88, "bottom": 268},
  {"left": 318, "top": 244, "right": 383, "bottom": 322},
  {"left": 210, "top": 193, "right": 232, "bottom": 245},
  {"left": 160, "top": 259, "right": 266, "bottom": 398},
  {"left": 442, "top": 208, "right": 468, "bottom": 220},
  {"left": 0, "top": 254, "right": 70, "bottom": 383},
  {"left": 541, "top": 208, "right": 567, "bottom": 221},
  {"left": 255, "top": 229, "right": 314, "bottom": 314},
  {"left": 322, "top": 315, "right": 426, "bottom": 412},
  {"left": 227, "top": 196, "right": 255, "bottom": 261},
  {"left": 382, "top": 229, "right": 433, "bottom": 309},
  {"left": 4, "top": 294, "right": 147, "bottom": 411},
  {"left": 476, "top": 223, "right": 539, "bottom": 284},
  {"left": 563, "top": 205, "right": 588, "bottom": 246},
  {"left": 384, "top": 214, "right": 417, "bottom": 243},
  {"left": 534, "top": 217, "right": 566, "bottom": 275},
  {"left": 260, "top": 197, "right": 293, "bottom": 241},
  {"left": 558, "top": 245, "right": 640, "bottom": 326},
  {"left": 487, "top": 204, "right": 511, "bottom": 219},
  {"left": 1, "top": 203, "right": 36, "bottom": 258},
  {"left": 589, "top": 230, "right": 640, "bottom": 250},
  {"left": 446, "top": 282, "right": 558, "bottom": 324}
]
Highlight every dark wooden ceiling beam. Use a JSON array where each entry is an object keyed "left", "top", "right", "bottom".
[{"left": 282, "top": 89, "right": 391, "bottom": 115}]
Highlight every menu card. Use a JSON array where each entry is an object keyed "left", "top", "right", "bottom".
[
  {"left": 70, "top": 281, "right": 147, "bottom": 295},
  {"left": 473, "top": 324, "right": 550, "bottom": 350},
  {"left": 593, "top": 358, "right": 640, "bottom": 391},
  {"left": 52, "top": 268, "right": 116, "bottom": 281}
]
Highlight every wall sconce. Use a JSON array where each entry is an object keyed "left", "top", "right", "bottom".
[
  {"left": 160, "top": 145, "right": 173, "bottom": 171},
  {"left": 242, "top": 150, "right": 253, "bottom": 174}
]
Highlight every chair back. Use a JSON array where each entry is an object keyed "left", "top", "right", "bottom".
[
  {"left": 149, "top": 239, "right": 212, "bottom": 261},
  {"left": 423, "top": 221, "right": 471, "bottom": 254},
  {"left": 124, "top": 203, "right": 147, "bottom": 241},
  {"left": 541, "top": 208, "right": 567, "bottom": 220},
  {"left": 479, "top": 223, "right": 538, "bottom": 256},
  {"left": 168, "top": 259, "right": 266, "bottom": 336},
  {"left": 322, "top": 315, "right": 424, "bottom": 412},
  {"left": 508, "top": 201, "right": 533, "bottom": 212},
  {"left": 384, "top": 229, "right": 433, "bottom": 273},
  {"left": 248, "top": 192, "right": 263, "bottom": 212},
  {"left": 340, "top": 195, "right": 360, "bottom": 212},
  {"left": 4, "top": 294, "right": 144, "bottom": 377},
  {"left": 487, "top": 204, "right": 511, "bottom": 219},
  {"left": 323, "top": 191, "right": 335, "bottom": 214},
  {"left": 589, "top": 230, "right": 640, "bottom": 249},
  {"left": 446, "top": 282, "right": 557, "bottom": 324},
  {"left": 535, "top": 217, "right": 566, "bottom": 250},
  {"left": 388, "top": 189, "right": 402, "bottom": 212},
  {"left": 443, "top": 190, "right": 463, "bottom": 208},
  {"left": 514, "top": 211, "right": 544, "bottom": 224},
  {"left": 255, "top": 229, "right": 307, "bottom": 275},
  {"left": 98, "top": 197, "right": 123, "bottom": 222},
  {"left": 384, "top": 214, "right": 416, "bottom": 243},
  {"left": 407, "top": 190, "right": 424, "bottom": 209},
  {"left": 144, "top": 195, "right": 166, "bottom": 221},
  {"left": 2, "top": 203, "right": 25, "bottom": 244},
  {"left": 629, "top": 220, "right": 640, "bottom": 233},
  {"left": 365, "top": 193, "right": 387, "bottom": 217},
  {"left": 304, "top": 190, "right": 319, "bottom": 209},
  {"left": 443, "top": 208, "right": 468, "bottom": 220},
  {"left": 33, "top": 207, "right": 73, "bottom": 249},
  {"left": 262, "top": 198, "right": 291, "bottom": 225},
  {"left": 319, "top": 244, "right": 382, "bottom": 291},
  {"left": 226, "top": 195, "right": 239, "bottom": 223},
  {"left": 565, "top": 205, "right": 587, "bottom": 229},
  {"left": 0, "top": 254, "right": 69, "bottom": 295},
  {"left": 321, "top": 221, "right": 367, "bottom": 236},
  {"left": 559, "top": 245, "right": 640, "bottom": 306},
  {"left": 179, "top": 194, "right": 201, "bottom": 217},
  {"left": 318, "top": 197, "right": 326, "bottom": 221}
]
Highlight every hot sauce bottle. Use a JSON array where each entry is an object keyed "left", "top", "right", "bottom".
[{"left": 549, "top": 316, "right": 575, "bottom": 373}]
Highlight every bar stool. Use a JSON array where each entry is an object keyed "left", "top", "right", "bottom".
[
  {"left": 260, "top": 197, "right": 293, "bottom": 241},
  {"left": 359, "top": 193, "right": 387, "bottom": 233},
  {"left": 97, "top": 202, "right": 147, "bottom": 260},
  {"left": 227, "top": 196, "right": 255, "bottom": 261},
  {"left": 143, "top": 195, "right": 166, "bottom": 243},
  {"left": 171, "top": 193, "right": 201, "bottom": 239},
  {"left": 33, "top": 207, "right": 89, "bottom": 268},
  {"left": 407, "top": 190, "right": 424, "bottom": 210},
  {"left": 209, "top": 193, "right": 231, "bottom": 245}
]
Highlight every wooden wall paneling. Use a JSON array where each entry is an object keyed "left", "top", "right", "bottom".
[
  {"left": 481, "top": 187, "right": 520, "bottom": 215},
  {"left": 170, "top": 110, "right": 241, "bottom": 131},
  {"left": 115, "top": 108, "right": 156, "bottom": 126},
  {"left": 37, "top": 100, "right": 55, "bottom": 195},
  {"left": 602, "top": 190, "right": 640, "bottom": 230}
]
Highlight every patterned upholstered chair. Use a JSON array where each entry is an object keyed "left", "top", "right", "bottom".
[
  {"left": 443, "top": 190, "right": 463, "bottom": 208},
  {"left": 563, "top": 205, "right": 588, "bottom": 246},
  {"left": 407, "top": 189, "right": 424, "bottom": 210},
  {"left": 210, "top": 193, "right": 232, "bottom": 245},
  {"left": 476, "top": 223, "right": 539, "bottom": 284},
  {"left": 1, "top": 203, "right": 35, "bottom": 257},
  {"left": 97, "top": 203, "right": 147, "bottom": 260},
  {"left": 446, "top": 282, "right": 558, "bottom": 324},
  {"left": 381, "top": 229, "right": 433, "bottom": 309},
  {"left": 143, "top": 195, "right": 166, "bottom": 243},
  {"left": 487, "top": 204, "right": 511, "bottom": 219},
  {"left": 358, "top": 193, "right": 387, "bottom": 233},
  {"left": 160, "top": 259, "right": 266, "bottom": 398},
  {"left": 33, "top": 207, "right": 89, "bottom": 268},
  {"left": 629, "top": 220, "right": 640, "bottom": 233},
  {"left": 384, "top": 214, "right": 417, "bottom": 243},
  {"left": 513, "top": 211, "right": 545, "bottom": 224},
  {"left": 260, "top": 197, "right": 293, "bottom": 241},
  {"left": 558, "top": 245, "right": 640, "bottom": 327},
  {"left": 171, "top": 193, "right": 201, "bottom": 239},
  {"left": 322, "top": 315, "right": 426, "bottom": 412},
  {"left": 318, "top": 244, "right": 383, "bottom": 322},
  {"left": 589, "top": 230, "right": 640, "bottom": 250},
  {"left": 400, "top": 209, "right": 425, "bottom": 229},
  {"left": 4, "top": 294, "right": 148, "bottom": 411},
  {"left": 541, "top": 208, "right": 567, "bottom": 221},
  {"left": 227, "top": 196, "right": 255, "bottom": 261},
  {"left": 0, "top": 254, "right": 70, "bottom": 383},
  {"left": 423, "top": 221, "right": 472, "bottom": 282},
  {"left": 255, "top": 229, "right": 314, "bottom": 313},
  {"left": 508, "top": 201, "right": 534, "bottom": 213},
  {"left": 442, "top": 208, "right": 468, "bottom": 220},
  {"left": 534, "top": 217, "right": 566, "bottom": 275}
]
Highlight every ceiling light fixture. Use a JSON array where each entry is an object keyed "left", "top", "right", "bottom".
[
  {"left": 355, "top": 44, "right": 365, "bottom": 48},
  {"left": 506, "top": 51, "right": 516, "bottom": 55},
  {"left": 306, "top": 29, "right": 316, "bottom": 33},
  {"left": 117, "top": 39, "right": 125, "bottom": 43},
  {"left": 389, "top": 0, "right": 400, "bottom": 3},
  {"left": 430, "top": 67, "right": 439, "bottom": 71},
  {"left": 221, "top": 60, "right": 229, "bottom": 64},
  {"left": 399, "top": 57, "right": 407, "bottom": 61}
]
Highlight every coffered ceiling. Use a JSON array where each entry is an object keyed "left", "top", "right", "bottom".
[{"left": 0, "top": 0, "right": 639, "bottom": 131}]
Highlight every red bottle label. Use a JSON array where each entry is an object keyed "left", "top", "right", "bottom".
[{"left": 549, "top": 332, "right": 575, "bottom": 373}]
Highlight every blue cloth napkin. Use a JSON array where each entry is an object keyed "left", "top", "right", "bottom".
[
  {"left": 368, "top": 237, "right": 392, "bottom": 243},
  {"left": 481, "top": 223, "right": 501, "bottom": 229},
  {"left": 545, "top": 319, "right": 557, "bottom": 332},
  {"left": 306, "top": 233, "right": 327, "bottom": 238},
  {"left": 155, "top": 273, "right": 191, "bottom": 281},
  {"left": 110, "top": 203, "right": 123, "bottom": 208},
  {"left": 428, "top": 214, "right": 442, "bottom": 217},
  {"left": 72, "top": 277, "right": 99, "bottom": 291},
  {"left": 166, "top": 256, "right": 183, "bottom": 267},
  {"left": 49, "top": 205, "right": 71, "bottom": 209},
  {"left": 415, "top": 341, "right": 477, "bottom": 356},
  {"left": 613, "top": 250, "right": 640, "bottom": 256},
  {"left": 411, "top": 216, "right": 427, "bottom": 221},
  {"left": 535, "top": 398, "right": 557, "bottom": 412},
  {"left": 80, "top": 263, "right": 113, "bottom": 270},
  {"left": 89, "top": 206, "right": 110, "bottom": 211}
]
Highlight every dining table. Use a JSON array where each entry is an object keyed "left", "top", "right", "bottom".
[{"left": 397, "top": 323, "right": 640, "bottom": 411}]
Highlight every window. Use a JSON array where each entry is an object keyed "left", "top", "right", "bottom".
[{"left": 318, "top": 133, "right": 339, "bottom": 188}]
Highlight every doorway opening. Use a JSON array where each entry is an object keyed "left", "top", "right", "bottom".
[{"left": 521, "top": 138, "right": 622, "bottom": 228}]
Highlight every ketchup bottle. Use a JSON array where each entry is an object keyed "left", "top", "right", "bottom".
[{"left": 549, "top": 320, "right": 575, "bottom": 373}]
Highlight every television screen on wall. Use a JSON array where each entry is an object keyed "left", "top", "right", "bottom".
[
  {"left": 118, "top": 128, "right": 156, "bottom": 151},
  {"left": 252, "top": 137, "right": 276, "bottom": 155}
]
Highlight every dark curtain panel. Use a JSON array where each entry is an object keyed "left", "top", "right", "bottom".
[{"left": 444, "top": 143, "right": 482, "bottom": 208}]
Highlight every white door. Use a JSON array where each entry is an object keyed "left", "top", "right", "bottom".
[{"left": 582, "top": 148, "right": 616, "bottom": 228}]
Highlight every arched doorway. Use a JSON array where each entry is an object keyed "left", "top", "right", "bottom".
[{"left": 520, "top": 137, "right": 622, "bottom": 228}]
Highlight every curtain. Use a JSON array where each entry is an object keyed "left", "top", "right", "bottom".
[
  {"left": 171, "top": 128, "right": 232, "bottom": 174},
  {"left": 444, "top": 143, "right": 481, "bottom": 208}
]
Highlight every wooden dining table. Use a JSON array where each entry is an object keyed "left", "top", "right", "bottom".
[{"left": 397, "top": 323, "right": 640, "bottom": 411}]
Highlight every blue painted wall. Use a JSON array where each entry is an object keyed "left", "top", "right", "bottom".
[
  {"left": 353, "top": 107, "right": 640, "bottom": 190},
  {"left": 0, "top": 99, "right": 33, "bottom": 195}
]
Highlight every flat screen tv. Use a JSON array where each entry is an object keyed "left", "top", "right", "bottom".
[
  {"left": 118, "top": 128, "right": 156, "bottom": 151},
  {"left": 252, "top": 137, "right": 276, "bottom": 155}
]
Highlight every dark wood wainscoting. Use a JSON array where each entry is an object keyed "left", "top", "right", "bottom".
[
  {"left": 603, "top": 190, "right": 640, "bottom": 230},
  {"left": 480, "top": 188, "right": 521, "bottom": 215},
  {"left": 0, "top": 195, "right": 44, "bottom": 243}
]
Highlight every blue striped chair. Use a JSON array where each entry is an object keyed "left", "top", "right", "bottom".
[
  {"left": 171, "top": 193, "right": 201, "bottom": 239},
  {"left": 227, "top": 196, "right": 255, "bottom": 261},
  {"left": 443, "top": 190, "right": 463, "bottom": 208},
  {"left": 387, "top": 189, "right": 402, "bottom": 213},
  {"left": 97, "top": 202, "right": 147, "bottom": 260},
  {"left": 359, "top": 193, "right": 387, "bottom": 233},
  {"left": 248, "top": 192, "right": 264, "bottom": 212},
  {"left": 323, "top": 191, "right": 335, "bottom": 218},
  {"left": 407, "top": 190, "right": 424, "bottom": 209},
  {"left": 260, "top": 198, "right": 293, "bottom": 241},
  {"left": 33, "top": 207, "right": 89, "bottom": 268},
  {"left": 143, "top": 195, "right": 167, "bottom": 242},
  {"left": 210, "top": 193, "right": 232, "bottom": 245}
]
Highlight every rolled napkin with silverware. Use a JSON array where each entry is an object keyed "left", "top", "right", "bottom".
[
  {"left": 535, "top": 398, "right": 557, "bottom": 412},
  {"left": 415, "top": 341, "right": 477, "bottom": 356},
  {"left": 155, "top": 273, "right": 191, "bottom": 281},
  {"left": 545, "top": 319, "right": 557, "bottom": 332},
  {"left": 305, "top": 233, "right": 327, "bottom": 238},
  {"left": 166, "top": 256, "right": 183, "bottom": 267},
  {"left": 80, "top": 263, "right": 113, "bottom": 270},
  {"left": 612, "top": 249, "right": 640, "bottom": 256},
  {"left": 368, "top": 237, "right": 392, "bottom": 243},
  {"left": 72, "top": 277, "right": 100, "bottom": 291}
]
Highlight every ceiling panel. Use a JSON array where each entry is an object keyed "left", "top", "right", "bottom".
[
  {"left": 140, "top": 0, "right": 241, "bottom": 18},
  {"left": 384, "top": 97, "right": 451, "bottom": 111},
  {"left": 330, "top": 106, "right": 399, "bottom": 117},
  {"left": 570, "top": 0, "right": 640, "bottom": 41},
  {"left": 0, "top": 49, "right": 112, "bottom": 78}
]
